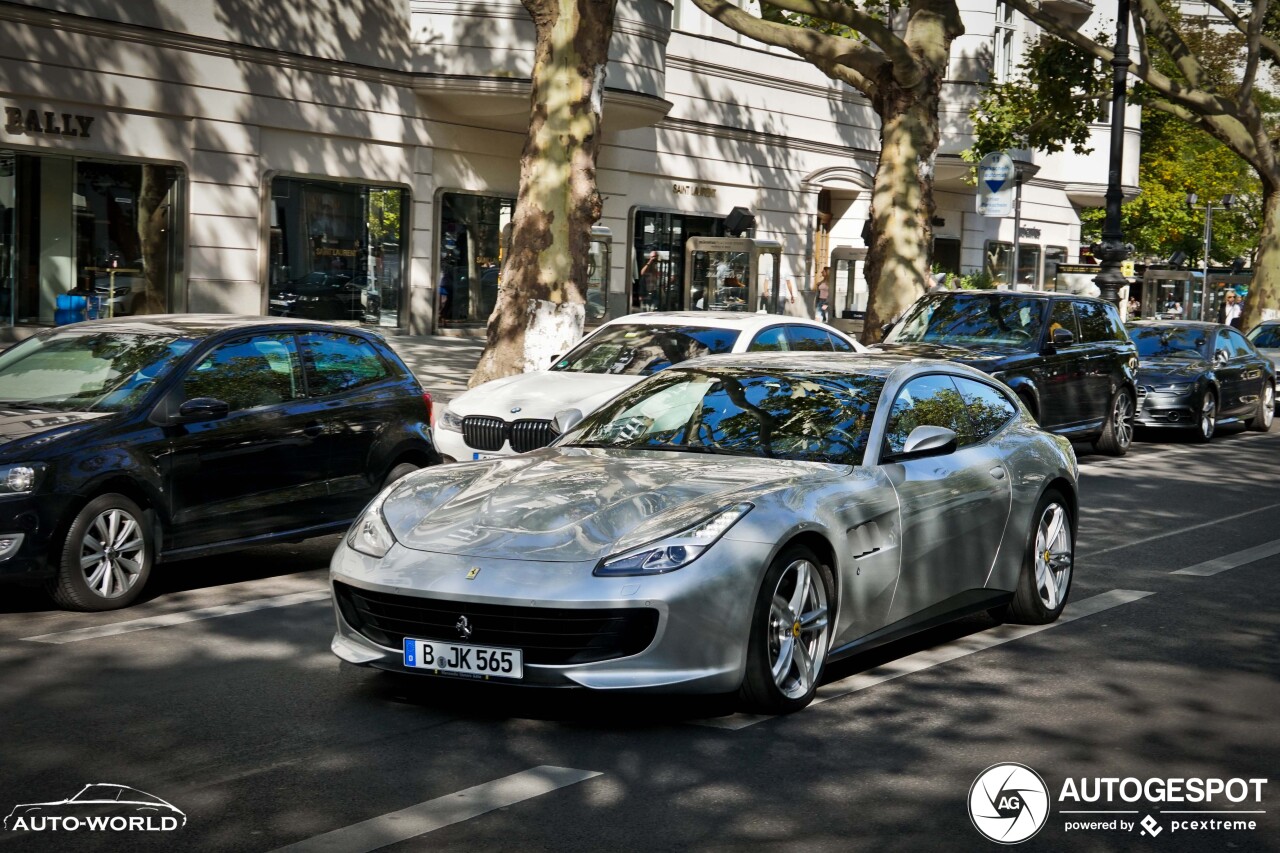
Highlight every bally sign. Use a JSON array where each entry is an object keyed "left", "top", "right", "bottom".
[{"left": 4, "top": 106, "right": 95, "bottom": 139}]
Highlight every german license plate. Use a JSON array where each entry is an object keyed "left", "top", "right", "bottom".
[
  {"left": 402, "top": 638, "right": 523, "bottom": 679},
  {"left": 472, "top": 452, "right": 503, "bottom": 460}
]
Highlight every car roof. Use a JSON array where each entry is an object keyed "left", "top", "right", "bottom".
[
  {"left": 41, "top": 314, "right": 370, "bottom": 338},
  {"left": 671, "top": 350, "right": 994, "bottom": 383},
  {"left": 936, "top": 288, "right": 1109, "bottom": 303},
  {"left": 605, "top": 311, "right": 833, "bottom": 331},
  {"left": 1128, "top": 320, "right": 1224, "bottom": 330}
]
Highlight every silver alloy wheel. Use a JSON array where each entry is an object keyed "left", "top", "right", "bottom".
[
  {"left": 1034, "top": 503, "right": 1072, "bottom": 611},
  {"left": 1265, "top": 384, "right": 1275, "bottom": 429},
  {"left": 1200, "top": 392, "right": 1217, "bottom": 439},
  {"left": 80, "top": 508, "right": 145, "bottom": 599},
  {"left": 767, "top": 559, "right": 830, "bottom": 699},
  {"left": 1113, "top": 391, "right": 1133, "bottom": 448}
]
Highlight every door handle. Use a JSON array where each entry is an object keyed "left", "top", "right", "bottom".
[
  {"left": 988, "top": 467, "right": 1006, "bottom": 480},
  {"left": 303, "top": 421, "right": 324, "bottom": 437}
]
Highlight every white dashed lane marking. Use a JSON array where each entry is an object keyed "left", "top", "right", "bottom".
[{"left": 1173, "top": 538, "right": 1280, "bottom": 576}]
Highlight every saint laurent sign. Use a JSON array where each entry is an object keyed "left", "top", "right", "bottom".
[{"left": 3, "top": 106, "right": 95, "bottom": 139}]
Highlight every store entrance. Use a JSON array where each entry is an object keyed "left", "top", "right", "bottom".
[{"left": 631, "top": 211, "right": 725, "bottom": 313}]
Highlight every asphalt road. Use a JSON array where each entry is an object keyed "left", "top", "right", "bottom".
[{"left": 1, "top": 423, "right": 1277, "bottom": 853}]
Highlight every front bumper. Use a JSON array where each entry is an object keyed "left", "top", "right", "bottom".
[
  {"left": 329, "top": 535, "right": 772, "bottom": 693},
  {"left": 0, "top": 492, "right": 74, "bottom": 581},
  {"left": 432, "top": 426, "right": 516, "bottom": 464},
  {"left": 1134, "top": 387, "right": 1198, "bottom": 427}
]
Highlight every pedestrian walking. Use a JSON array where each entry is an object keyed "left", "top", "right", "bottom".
[
  {"left": 815, "top": 266, "right": 831, "bottom": 322},
  {"left": 1223, "top": 292, "right": 1243, "bottom": 328}
]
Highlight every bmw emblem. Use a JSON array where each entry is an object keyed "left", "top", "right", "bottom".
[
  {"left": 510, "top": 406, "right": 522, "bottom": 414},
  {"left": 455, "top": 615, "right": 473, "bottom": 640}
]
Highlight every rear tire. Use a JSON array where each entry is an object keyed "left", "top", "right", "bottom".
[
  {"left": 47, "top": 494, "right": 153, "bottom": 612},
  {"left": 1247, "top": 382, "right": 1275, "bottom": 432},
  {"left": 738, "top": 545, "right": 833, "bottom": 714},
  {"left": 1092, "top": 386, "right": 1134, "bottom": 456},
  {"left": 1005, "top": 489, "right": 1075, "bottom": 625}
]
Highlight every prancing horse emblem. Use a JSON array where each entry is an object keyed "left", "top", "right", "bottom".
[{"left": 455, "top": 615, "right": 473, "bottom": 640}]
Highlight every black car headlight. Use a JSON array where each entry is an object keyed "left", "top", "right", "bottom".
[
  {"left": 595, "top": 503, "right": 753, "bottom": 577},
  {"left": 346, "top": 492, "right": 396, "bottom": 558},
  {"left": 0, "top": 463, "right": 45, "bottom": 496}
]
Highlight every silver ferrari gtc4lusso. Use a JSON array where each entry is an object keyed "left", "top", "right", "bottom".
[{"left": 330, "top": 353, "right": 1079, "bottom": 713}]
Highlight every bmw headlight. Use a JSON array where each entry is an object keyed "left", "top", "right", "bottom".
[
  {"left": 437, "top": 407, "right": 463, "bottom": 433},
  {"left": 594, "top": 503, "right": 752, "bottom": 577},
  {"left": 1153, "top": 382, "right": 1192, "bottom": 394},
  {"left": 346, "top": 492, "right": 396, "bottom": 558},
  {"left": 0, "top": 463, "right": 44, "bottom": 495}
]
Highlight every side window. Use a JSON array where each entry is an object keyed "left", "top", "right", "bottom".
[
  {"left": 1215, "top": 330, "right": 1235, "bottom": 359},
  {"left": 953, "top": 377, "right": 1018, "bottom": 443},
  {"left": 829, "top": 332, "right": 855, "bottom": 353},
  {"left": 1226, "top": 329, "right": 1254, "bottom": 359},
  {"left": 302, "top": 332, "right": 389, "bottom": 396},
  {"left": 183, "top": 334, "right": 301, "bottom": 412},
  {"left": 786, "top": 325, "right": 834, "bottom": 352},
  {"left": 883, "top": 374, "right": 975, "bottom": 455},
  {"left": 1048, "top": 300, "right": 1080, "bottom": 342},
  {"left": 1074, "top": 301, "right": 1113, "bottom": 343},
  {"left": 747, "top": 327, "right": 789, "bottom": 353}
]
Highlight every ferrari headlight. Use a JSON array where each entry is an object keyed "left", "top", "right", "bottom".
[
  {"left": 346, "top": 492, "right": 396, "bottom": 558},
  {"left": 0, "top": 463, "right": 44, "bottom": 495},
  {"left": 437, "top": 407, "right": 463, "bottom": 433},
  {"left": 1153, "top": 382, "right": 1192, "bottom": 394},
  {"left": 594, "top": 503, "right": 752, "bottom": 577}
]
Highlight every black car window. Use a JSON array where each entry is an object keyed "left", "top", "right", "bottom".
[
  {"left": 1225, "top": 328, "right": 1255, "bottom": 359},
  {"left": 1073, "top": 300, "right": 1118, "bottom": 343},
  {"left": 747, "top": 327, "right": 789, "bottom": 352},
  {"left": 953, "top": 377, "right": 1018, "bottom": 442},
  {"left": 1248, "top": 324, "right": 1280, "bottom": 349},
  {"left": 829, "top": 332, "right": 855, "bottom": 353},
  {"left": 884, "top": 374, "right": 976, "bottom": 454},
  {"left": 786, "top": 325, "right": 834, "bottom": 352},
  {"left": 1049, "top": 300, "right": 1080, "bottom": 342},
  {"left": 889, "top": 293, "right": 1046, "bottom": 349},
  {"left": 550, "top": 325, "right": 740, "bottom": 375},
  {"left": 183, "top": 334, "right": 301, "bottom": 412},
  {"left": 302, "top": 332, "right": 389, "bottom": 396}
]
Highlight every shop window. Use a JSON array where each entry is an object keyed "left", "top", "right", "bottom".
[
  {"left": 984, "top": 241, "right": 1014, "bottom": 285},
  {"left": 1044, "top": 246, "right": 1067, "bottom": 285},
  {"left": 932, "top": 237, "right": 961, "bottom": 275},
  {"left": 269, "top": 177, "right": 407, "bottom": 329},
  {"left": 0, "top": 152, "right": 184, "bottom": 326},
  {"left": 435, "top": 192, "right": 513, "bottom": 327},
  {"left": 1016, "top": 244, "right": 1041, "bottom": 287},
  {"left": 632, "top": 210, "right": 727, "bottom": 313}
]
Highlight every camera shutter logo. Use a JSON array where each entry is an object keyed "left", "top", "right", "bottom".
[{"left": 968, "top": 763, "right": 1050, "bottom": 844}]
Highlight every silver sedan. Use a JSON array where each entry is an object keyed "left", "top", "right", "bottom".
[{"left": 330, "top": 353, "right": 1078, "bottom": 713}]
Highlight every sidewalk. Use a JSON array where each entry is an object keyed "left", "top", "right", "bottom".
[{"left": 382, "top": 333, "right": 484, "bottom": 407}]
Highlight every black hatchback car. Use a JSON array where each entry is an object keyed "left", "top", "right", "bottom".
[
  {"left": 0, "top": 316, "right": 439, "bottom": 611},
  {"left": 1128, "top": 321, "right": 1275, "bottom": 441},
  {"left": 879, "top": 290, "right": 1138, "bottom": 455}
]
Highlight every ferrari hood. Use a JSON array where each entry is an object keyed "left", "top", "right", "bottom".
[
  {"left": 379, "top": 447, "right": 838, "bottom": 562},
  {"left": 447, "top": 371, "right": 641, "bottom": 420}
]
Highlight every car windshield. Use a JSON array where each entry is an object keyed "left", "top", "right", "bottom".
[
  {"left": 560, "top": 366, "right": 885, "bottom": 465},
  {"left": 888, "top": 293, "right": 1046, "bottom": 349},
  {"left": 1128, "top": 326, "right": 1208, "bottom": 359},
  {"left": 550, "top": 324, "right": 740, "bottom": 376},
  {"left": 1248, "top": 324, "right": 1280, "bottom": 349},
  {"left": 0, "top": 331, "right": 196, "bottom": 412}
]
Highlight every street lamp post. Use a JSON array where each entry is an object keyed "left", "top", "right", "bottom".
[
  {"left": 1092, "top": 0, "right": 1132, "bottom": 306},
  {"left": 1187, "top": 192, "right": 1236, "bottom": 319}
]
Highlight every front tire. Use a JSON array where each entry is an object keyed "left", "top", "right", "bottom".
[
  {"left": 1004, "top": 490, "right": 1075, "bottom": 625},
  {"left": 1092, "top": 386, "right": 1134, "bottom": 456},
  {"left": 383, "top": 462, "right": 420, "bottom": 489},
  {"left": 1193, "top": 389, "right": 1217, "bottom": 443},
  {"left": 1247, "top": 382, "right": 1275, "bottom": 432},
  {"left": 739, "top": 545, "right": 833, "bottom": 714},
  {"left": 47, "top": 494, "right": 153, "bottom": 612}
]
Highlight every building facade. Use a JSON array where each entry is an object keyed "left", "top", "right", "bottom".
[{"left": 0, "top": 0, "right": 1138, "bottom": 338}]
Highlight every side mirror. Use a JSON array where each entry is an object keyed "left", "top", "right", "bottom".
[
  {"left": 1214, "top": 349, "right": 1230, "bottom": 365},
  {"left": 1052, "top": 327, "right": 1075, "bottom": 347},
  {"left": 551, "top": 407, "right": 584, "bottom": 435},
  {"left": 176, "top": 397, "right": 230, "bottom": 423},
  {"left": 881, "top": 322, "right": 894, "bottom": 336},
  {"left": 890, "top": 425, "right": 958, "bottom": 461},
  {"left": 548, "top": 354, "right": 562, "bottom": 368}
]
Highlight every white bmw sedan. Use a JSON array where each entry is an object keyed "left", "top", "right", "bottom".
[{"left": 435, "top": 311, "right": 864, "bottom": 462}]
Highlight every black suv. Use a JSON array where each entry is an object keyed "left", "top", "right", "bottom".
[
  {"left": 0, "top": 316, "right": 439, "bottom": 611},
  {"left": 879, "top": 290, "right": 1138, "bottom": 455}
]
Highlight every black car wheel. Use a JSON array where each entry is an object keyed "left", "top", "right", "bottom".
[
  {"left": 1247, "top": 382, "right": 1275, "bottom": 432},
  {"left": 383, "top": 462, "right": 419, "bottom": 489},
  {"left": 739, "top": 545, "right": 833, "bottom": 714},
  {"left": 1193, "top": 389, "right": 1217, "bottom": 443},
  {"left": 1092, "top": 386, "right": 1134, "bottom": 456},
  {"left": 48, "top": 494, "right": 154, "bottom": 612},
  {"left": 1003, "top": 489, "right": 1075, "bottom": 625}
]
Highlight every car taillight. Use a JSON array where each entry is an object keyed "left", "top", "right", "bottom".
[{"left": 423, "top": 391, "right": 434, "bottom": 425}]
